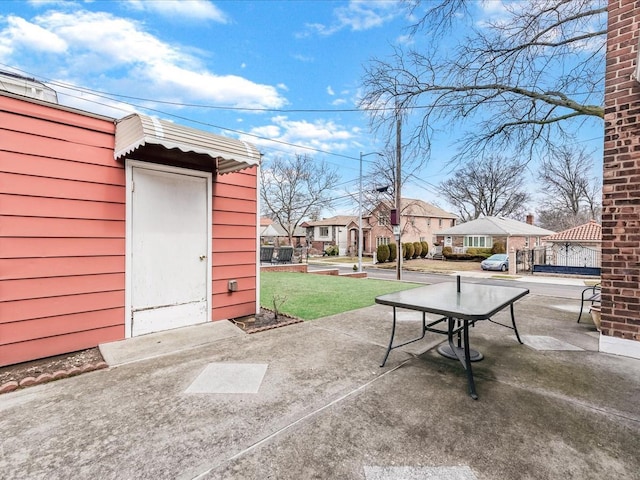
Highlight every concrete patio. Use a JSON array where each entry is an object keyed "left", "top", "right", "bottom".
[{"left": 0, "top": 293, "right": 638, "bottom": 479}]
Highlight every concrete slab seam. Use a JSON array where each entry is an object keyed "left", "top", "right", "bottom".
[
  {"left": 309, "top": 323, "right": 392, "bottom": 350},
  {"left": 102, "top": 339, "right": 240, "bottom": 368},
  {"left": 187, "top": 358, "right": 413, "bottom": 480}
]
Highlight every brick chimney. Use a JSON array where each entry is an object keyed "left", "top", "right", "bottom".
[{"left": 526, "top": 214, "right": 534, "bottom": 225}]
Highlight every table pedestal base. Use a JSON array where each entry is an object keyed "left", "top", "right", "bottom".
[{"left": 437, "top": 344, "right": 484, "bottom": 362}]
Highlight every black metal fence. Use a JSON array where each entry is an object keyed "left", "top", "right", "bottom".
[{"left": 516, "top": 244, "right": 601, "bottom": 276}]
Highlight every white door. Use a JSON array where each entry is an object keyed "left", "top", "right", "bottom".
[{"left": 130, "top": 165, "right": 210, "bottom": 336}]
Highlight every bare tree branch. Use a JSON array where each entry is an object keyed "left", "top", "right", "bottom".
[
  {"left": 438, "top": 155, "right": 531, "bottom": 221},
  {"left": 360, "top": 0, "right": 606, "bottom": 163},
  {"left": 536, "top": 145, "right": 601, "bottom": 230},
  {"left": 260, "top": 154, "right": 339, "bottom": 245}
]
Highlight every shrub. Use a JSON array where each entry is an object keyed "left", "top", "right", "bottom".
[
  {"left": 376, "top": 244, "right": 390, "bottom": 263},
  {"left": 324, "top": 245, "right": 339, "bottom": 256},
  {"left": 388, "top": 242, "right": 397, "bottom": 262},
  {"left": 492, "top": 241, "right": 506, "bottom": 254},
  {"left": 466, "top": 247, "right": 492, "bottom": 259},
  {"left": 404, "top": 242, "right": 414, "bottom": 260},
  {"left": 420, "top": 241, "right": 429, "bottom": 258},
  {"left": 412, "top": 241, "right": 422, "bottom": 258},
  {"left": 442, "top": 246, "right": 453, "bottom": 258},
  {"left": 445, "top": 253, "right": 484, "bottom": 261}
]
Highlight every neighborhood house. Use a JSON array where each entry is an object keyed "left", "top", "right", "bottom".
[
  {"left": 436, "top": 215, "right": 554, "bottom": 253},
  {"left": 304, "top": 199, "right": 457, "bottom": 258},
  {"left": 1, "top": 89, "right": 261, "bottom": 367},
  {"left": 361, "top": 199, "right": 457, "bottom": 257}
]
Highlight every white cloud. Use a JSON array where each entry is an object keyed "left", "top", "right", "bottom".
[
  {"left": 37, "top": 11, "right": 182, "bottom": 65},
  {"left": 396, "top": 33, "right": 414, "bottom": 46},
  {"left": 480, "top": 0, "right": 508, "bottom": 14},
  {"left": 125, "top": 0, "right": 229, "bottom": 23},
  {"left": 300, "top": 0, "right": 400, "bottom": 37},
  {"left": 292, "top": 53, "right": 314, "bottom": 62},
  {"left": 0, "top": 9, "right": 287, "bottom": 110},
  {"left": 327, "top": 86, "right": 335, "bottom": 96},
  {"left": 148, "top": 63, "right": 285, "bottom": 108},
  {"left": 240, "top": 115, "right": 360, "bottom": 155},
  {"left": 0, "top": 15, "right": 67, "bottom": 54}
]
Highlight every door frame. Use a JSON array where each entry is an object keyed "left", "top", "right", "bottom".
[{"left": 125, "top": 159, "right": 212, "bottom": 338}]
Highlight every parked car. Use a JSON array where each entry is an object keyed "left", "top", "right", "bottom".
[{"left": 481, "top": 253, "right": 509, "bottom": 271}]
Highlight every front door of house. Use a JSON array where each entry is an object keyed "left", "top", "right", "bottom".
[{"left": 130, "top": 163, "right": 210, "bottom": 336}]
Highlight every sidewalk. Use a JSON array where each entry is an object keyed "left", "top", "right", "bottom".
[
  {"left": 310, "top": 259, "right": 598, "bottom": 286},
  {"left": 450, "top": 270, "right": 593, "bottom": 286},
  {"left": 0, "top": 294, "right": 637, "bottom": 479}
]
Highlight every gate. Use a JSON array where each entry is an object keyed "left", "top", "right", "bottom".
[{"left": 515, "top": 249, "right": 535, "bottom": 274}]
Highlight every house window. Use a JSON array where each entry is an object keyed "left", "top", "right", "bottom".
[
  {"left": 438, "top": 219, "right": 443, "bottom": 227},
  {"left": 463, "top": 236, "right": 493, "bottom": 248},
  {"left": 427, "top": 218, "right": 431, "bottom": 227},
  {"left": 319, "top": 226, "right": 329, "bottom": 237},
  {"left": 378, "top": 213, "right": 390, "bottom": 226},
  {"left": 376, "top": 236, "right": 390, "bottom": 247}
]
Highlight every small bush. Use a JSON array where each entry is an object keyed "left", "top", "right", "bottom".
[
  {"left": 466, "top": 247, "right": 492, "bottom": 259},
  {"left": 492, "top": 241, "right": 506, "bottom": 254},
  {"left": 388, "top": 243, "right": 397, "bottom": 262},
  {"left": 412, "top": 241, "right": 422, "bottom": 258},
  {"left": 445, "top": 253, "right": 484, "bottom": 261},
  {"left": 377, "top": 244, "right": 390, "bottom": 263},
  {"left": 442, "top": 246, "right": 453, "bottom": 258},
  {"left": 420, "top": 241, "right": 429, "bottom": 258},
  {"left": 324, "top": 245, "right": 339, "bottom": 256},
  {"left": 404, "top": 242, "right": 415, "bottom": 260}
]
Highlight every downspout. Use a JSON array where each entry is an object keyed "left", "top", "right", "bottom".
[{"left": 255, "top": 161, "right": 262, "bottom": 315}]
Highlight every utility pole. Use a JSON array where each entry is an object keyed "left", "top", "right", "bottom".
[{"left": 395, "top": 104, "right": 402, "bottom": 281}]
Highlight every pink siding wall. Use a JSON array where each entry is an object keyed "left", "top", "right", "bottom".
[
  {"left": 1, "top": 95, "right": 125, "bottom": 367},
  {"left": 1, "top": 94, "right": 259, "bottom": 367},
  {"left": 211, "top": 167, "right": 258, "bottom": 320}
]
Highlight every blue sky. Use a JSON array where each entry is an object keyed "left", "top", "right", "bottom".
[{"left": 0, "top": 0, "right": 604, "bottom": 216}]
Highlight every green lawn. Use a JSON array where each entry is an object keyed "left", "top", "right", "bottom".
[{"left": 260, "top": 272, "right": 421, "bottom": 320}]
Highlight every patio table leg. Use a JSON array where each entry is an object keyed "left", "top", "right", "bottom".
[
  {"left": 445, "top": 317, "right": 478, "bottom": 400},
  {"left": 510, "top": 303, "right": 523, "bottom": 344},
  {"left": 380, "top": 307, "right": 398, "bottom": 367},
  {"left": 462, "top": 319, "right": 478, "bottom": 400}
]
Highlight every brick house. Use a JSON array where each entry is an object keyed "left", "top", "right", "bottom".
[
  {"left": 1, "top": 90, "right": 261, "bottom": 367},
  {"left": 435, "top": 216, "right": 553, "bottom": 253},
  {"left": 356, "top": 198, "right": 457, "bottom": 256},
  {"left": 601, "top": 0, "right": 640, "bottom": 358}
]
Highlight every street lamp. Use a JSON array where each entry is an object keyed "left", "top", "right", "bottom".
[{"left": 359, "top": 151, "right": 382, "bottom": 273}]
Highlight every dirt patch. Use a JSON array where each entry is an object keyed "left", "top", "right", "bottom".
[
  {"left": 231, "top": 308, "right": 302, "bottom": 333},
  {"left": 0, "top": 347, "right": 106, "bottom": 393}
]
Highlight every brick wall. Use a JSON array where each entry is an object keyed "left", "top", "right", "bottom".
[{"left": 602, "top": 1, "right": 640, "bottom": 347}]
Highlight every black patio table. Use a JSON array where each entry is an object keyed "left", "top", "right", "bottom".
[{"left": 375, "top": 280, "right": 529, "bottom": 399}]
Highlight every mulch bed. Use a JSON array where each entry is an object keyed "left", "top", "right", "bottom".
[
  {"left": 1, "top": 309, "right": 302, "bottom": 394},
  {"left": 230, "top": 308, "right": 303, "bottom": 333}
]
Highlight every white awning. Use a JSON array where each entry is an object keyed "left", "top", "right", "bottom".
[{"left": 114, "top": 113, "right": 261, "bottom": 174}]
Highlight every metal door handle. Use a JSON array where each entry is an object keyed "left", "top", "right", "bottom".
[{"left": 199, "top": 255, "right": 207, "bottom": 261}]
